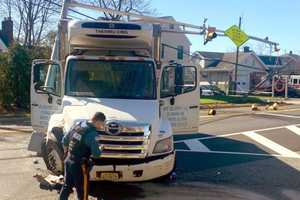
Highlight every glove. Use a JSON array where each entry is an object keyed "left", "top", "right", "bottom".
[{"left": 88, "top": 158, "right": 94, "bottom": 168}]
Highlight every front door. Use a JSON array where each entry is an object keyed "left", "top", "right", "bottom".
[
  {"left": 31, "top": 60, "right": 63, "bottom": 133},
  {"left": 160, "top": 65, "right": 199, "bottom": 134},
  {"left": 237, "top": 74, "right": 250, "bottom": 93}
]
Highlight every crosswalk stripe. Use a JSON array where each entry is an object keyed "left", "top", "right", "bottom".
[
  {"left": 184, "top": 139, "right": 210, "bottom": 152},
  {"left": 243, "top": 131, "right": 300, "bottom": 158},
  {"left": 286, "top": 125, "right": 300, "bottom": 136}
]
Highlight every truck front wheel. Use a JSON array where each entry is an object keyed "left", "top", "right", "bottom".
[{"left": 43, "top": 139, "right": 64, "bottom": 175}]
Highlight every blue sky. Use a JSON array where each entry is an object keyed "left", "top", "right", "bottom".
[{"left": 151, "top": 0, "right": 300, "bottom": 55}]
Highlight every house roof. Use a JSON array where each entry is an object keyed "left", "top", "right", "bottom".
[
  {"left": 0, "top": 37, "right": 7, "bottom": 52},
  {"left": 258, "top": 55, "right": 283, "bottom": 66},
  {"left": 198, "top": 51, "right": 266, "bottom": 72},
  {"left": 277, "top": 54, "right": 300, "bottom": 75},
  {"left": 196, "top": 51, "right": 224, "bottom": 68}
]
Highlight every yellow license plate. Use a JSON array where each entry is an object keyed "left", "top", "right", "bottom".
[{"left": 99, "top": 172, "right": 119, "bottom": 182}]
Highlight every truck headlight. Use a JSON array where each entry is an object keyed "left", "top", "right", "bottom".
[{"left": 153, "top": 137, "right": 173, "bottom": 154}]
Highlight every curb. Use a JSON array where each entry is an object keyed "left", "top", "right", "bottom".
[
  {"left": 0, "top": 125, "right": 32, "bottom": 133},
  {"left": 200, "top": 102, "right": 289, "bottom": 110}
]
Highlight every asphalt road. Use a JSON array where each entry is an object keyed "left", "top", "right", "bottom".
[{"left": 1, "top": 106, "right": 300, "bottom": 200}]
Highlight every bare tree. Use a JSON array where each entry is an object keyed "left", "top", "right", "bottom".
[
  {"left": 0, "top": 0, "right": 12, "bottom": 18},
  {"left": 0, "top": 0, "right": 60, "bottom": 47},
  {"left": 0, "top": 0, "right": 155, "bottom": 46},
  {"left": 82, "top": 0, "right": 156, "bottom": 20}
]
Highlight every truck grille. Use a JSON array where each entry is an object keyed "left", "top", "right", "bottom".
[{"left": 96, "top": 122, "right": 151, "bottom": 159}]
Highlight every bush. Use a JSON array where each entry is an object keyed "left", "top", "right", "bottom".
[
  {"left": 0, "top": 52, "right": 13, "bottom": 108},
  {"left": 0, "top": 44, "right": 50, "bottom": 110}
]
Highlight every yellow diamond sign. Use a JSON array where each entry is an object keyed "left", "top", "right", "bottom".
[{"left": 225, "top": 25, "right": 249, "bottom": 47}]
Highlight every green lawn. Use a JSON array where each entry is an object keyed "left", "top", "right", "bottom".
[{"left": 200, "top": 95, "right": 266, "bottom": 105}]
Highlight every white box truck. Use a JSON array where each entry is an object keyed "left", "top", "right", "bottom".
[{"left": 28, "top": 17, "right": 199, "bottom": 182}]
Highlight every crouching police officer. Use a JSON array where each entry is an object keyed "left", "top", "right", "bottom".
[{"left": 59, "top": 112, "right": 106, "bottom": 200}]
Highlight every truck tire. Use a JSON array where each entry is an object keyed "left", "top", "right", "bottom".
[{"left": 43, "top": 139, "right": 64, "bottom": 175}]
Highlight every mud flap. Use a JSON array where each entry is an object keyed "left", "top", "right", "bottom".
[{"left": 28, "top": 131, "right": 45, "bottom": 155}]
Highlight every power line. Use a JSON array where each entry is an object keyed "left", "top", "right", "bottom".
[
  {"left": 44, "top": 0, "right": 97, "bottom": 20},
  {"left": 162, "top": 43, "right": 265, "bottom": 71},
  {"left": 22, "top": 0, "right": 81, "bottom": 20}
]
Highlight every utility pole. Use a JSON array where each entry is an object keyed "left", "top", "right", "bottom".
[{"left": 234, "top": 16, "right": 242, "bottom": 95}]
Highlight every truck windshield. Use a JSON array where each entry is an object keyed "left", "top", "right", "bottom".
[{"left": 65, "top": 59, "right": 156, "bottom": 99}]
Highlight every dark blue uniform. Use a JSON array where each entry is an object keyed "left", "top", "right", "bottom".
[{"left": 59, "top": 120, "right": 101, "bottom": 200}]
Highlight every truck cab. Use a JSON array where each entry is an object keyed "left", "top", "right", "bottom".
[{"left": 28, "top": 20, "right": 199, "bottom": 182}]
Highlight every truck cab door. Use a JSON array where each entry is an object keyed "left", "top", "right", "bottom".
[
  {"left": 160, "top": 65, "right": 199, "bottom": 134},
  {"left": 31, "top": 60, "right": 63, "bottom": 133}
]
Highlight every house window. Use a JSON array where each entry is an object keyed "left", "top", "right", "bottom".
[
  {"left": 169, "top": 24, "right": 174, "bottom": 30},
  {"left": 293, "top": 79, "right": 297, "bottom": 84},
  {"left": 177, "top": 45, "right": 184, "bottom": 60}
]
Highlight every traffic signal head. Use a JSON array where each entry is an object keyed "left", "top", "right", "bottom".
[{"left": 204, "top": 27, "right": 217, "bottom": 45}]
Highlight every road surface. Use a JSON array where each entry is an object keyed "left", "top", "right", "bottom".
[{"left": 1, "top": 106, "right": 300, "bottom": 200}]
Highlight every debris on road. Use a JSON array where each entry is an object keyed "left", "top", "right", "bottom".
[{"left": 33, "top": 173, "right": 63, "bottom": 191}]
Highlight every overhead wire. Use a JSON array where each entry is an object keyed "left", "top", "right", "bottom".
[
  {"left": 162, "top": 43, "right": 266, "bottom": 71},
  {"left": 22, "top": 0, "right": 82, "bottom": 20},
  {"left": 44, "top": 0, "right": 97, "bottom": 20},
  {"left": 25, "top": 0, "right": 278, "bottom": 73}
]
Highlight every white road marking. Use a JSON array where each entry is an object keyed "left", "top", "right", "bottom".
[
  {"left": 184, "top": 139, "right": 210, "bottom": 152},
  {"left": 256, "top": 112, "right": 300, "bottom": 119},
  {"left": 175, "top": 149, "right": 300, "bottom": 159},
  {"left": 242, "top": 131, "right": 300, "bottom": 158},
  {"left": 286, "top": 125, "right": 300, "bottom": 137},
  {"left": 175, "top": 123, "right": 300, "bottom": 144}
]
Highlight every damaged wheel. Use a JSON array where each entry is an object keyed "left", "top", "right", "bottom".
[{"left": 43, "top": 139, "right": 64, "bottom": 175}]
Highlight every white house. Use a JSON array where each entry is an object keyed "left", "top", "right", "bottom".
[
  {"left": 133, "top": 16, "right": 192, "bottom": 65},
  {"left": 159, "top": 16, "right": 192, "bottom": 65},
  {"left": 259, "top": 52, "right": 300, "bottom": 75},
  {"left": 195, "top": 47, "right": 267, "bottom": 93}
]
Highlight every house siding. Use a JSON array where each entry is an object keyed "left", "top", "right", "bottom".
[{"left": 159, "top": 17, "right": 191, "bottom": 65}]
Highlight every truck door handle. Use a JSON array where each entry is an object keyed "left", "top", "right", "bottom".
[
  {"left": 189, "top": 105, "right": 198, "bottom": 109},
  {"left": 56, "top": 99, "right": 62, "bottom": 105},
  {"left": 31, "top": 103, "right": 38, "bottom": 107}
]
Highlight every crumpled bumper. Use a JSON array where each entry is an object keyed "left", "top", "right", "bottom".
[{"left": 90, "top": 152, "right": 175, "bottom": 182}]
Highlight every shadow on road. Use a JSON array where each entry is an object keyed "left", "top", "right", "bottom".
[{"left": 89, "top": 182, "right": 146, "bottom": 200}]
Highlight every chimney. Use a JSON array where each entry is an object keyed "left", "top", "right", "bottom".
[
  {"left": 244, "top": 46, "right": 251, "bottom": 53},
  {"left": 1, "top": 17, "right": 13, "bottom": 47}
]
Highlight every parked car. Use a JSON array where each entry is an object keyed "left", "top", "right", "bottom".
[
  {"left": 200, "top": 85, "right": 213, "bottom": 96},
  {"left": 200, "top": 85, "right": 226, "bottom": 96}
]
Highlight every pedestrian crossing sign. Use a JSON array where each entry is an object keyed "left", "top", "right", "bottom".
[{"left": 225, "top": 25, "right": 249, "bottom": 47}]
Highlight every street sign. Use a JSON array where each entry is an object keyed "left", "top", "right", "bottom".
[{"left": 225, "top": 25, "right": 249, "bottom": 47}]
